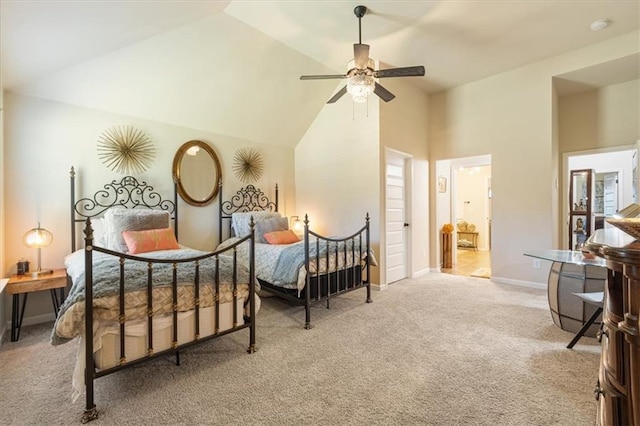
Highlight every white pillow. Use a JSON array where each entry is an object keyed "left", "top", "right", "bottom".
[
  {"left": 104, "top": 209, "right": 170, "bottom": 253},
  {"left": 231, "top": 211, "right": 281, "bottom": 237},
  {"left": 91, "top": 217, "right": 106, "bottom": 246}
]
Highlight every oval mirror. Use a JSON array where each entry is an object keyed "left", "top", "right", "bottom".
[{"left": 172, "top": 140, "right": 222, "bottom": 206}]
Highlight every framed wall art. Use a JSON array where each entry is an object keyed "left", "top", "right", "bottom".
[{"left": 438, "top": 176, "right": 447, "bottom": 193}]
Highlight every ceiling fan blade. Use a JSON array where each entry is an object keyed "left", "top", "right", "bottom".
[
  {"left": 374, "top": 66, "right": 425, "bottom": 78},
  {"left": 374, "top": 83, "right": 396, "bottom": 102},
  {"left": 300, "top": 74, "right": 347, "bottom": 80},
  {"left": 327, "top": 86, "right": 348, "bottom": 104},
  {"left": 353, "top": 43, "right": 370, "bottom": 69}
]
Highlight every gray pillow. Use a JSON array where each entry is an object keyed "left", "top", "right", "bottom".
[
  {"left": 104, "top": 209, "right": 170, "bottom": 253},
  {"left": 255, "top": 217, "right": 289, "bottom": 243},
  {"left": 232, "top": 211, "right": 281, "bottom": 237}
]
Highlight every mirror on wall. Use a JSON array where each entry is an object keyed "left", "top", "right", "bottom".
[{"left": 172, "top": 140, "right": 222, "bottom": 207}]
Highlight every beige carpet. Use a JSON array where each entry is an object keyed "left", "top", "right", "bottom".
[{"left": 0, "top": 273, "right": 599, "bottom": 425}]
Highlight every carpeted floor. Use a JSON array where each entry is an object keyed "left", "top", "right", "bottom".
[{"left": 0, "top": 273, "right": 599, "bottom": 425}]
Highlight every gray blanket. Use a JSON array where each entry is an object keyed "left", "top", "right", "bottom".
[
  {"left": 52, "top": 248, "right": 248, "bottom": 345},
  {"left": 273, "top": 239, "right": 360, "bottom": 284}
]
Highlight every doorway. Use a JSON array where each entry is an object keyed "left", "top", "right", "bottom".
[
  {"left": 564, "top": 146, "right": 636, "bottom": 249},
  {"left": 435, "top": 155, "right": 492, "bottom": 278},
  {"left": 452, "top": 164, "right": 492, "bottom": 277}
]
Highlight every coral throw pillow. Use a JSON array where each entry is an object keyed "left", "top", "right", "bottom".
[
  {"left": 122, "top": 227, "right": 179, "bottom": 254},
  {"left": 263, "top": 230, "right": 300, "bottom": 245}
]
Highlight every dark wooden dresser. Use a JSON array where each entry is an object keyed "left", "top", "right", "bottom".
[{"left": 586, "top": 228, "right": 640, "bottom": 425}]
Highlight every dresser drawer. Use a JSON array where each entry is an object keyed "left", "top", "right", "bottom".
[
  {"left": 596, "top": 364, "right": 628, "bottom": 426},
  {"left": 601, "top": 321, "right": 626, "bottom": 390}
]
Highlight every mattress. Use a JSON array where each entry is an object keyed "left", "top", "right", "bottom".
[
  {"left": 71, "top": 297, "right": 247, "bottom": 402},
  {"left": 95, "top": 298, "right": 245, "bottom": 369}
]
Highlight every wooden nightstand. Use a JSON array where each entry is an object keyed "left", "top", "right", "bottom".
[{"left": 6, "top": 269, "right": 68, "bottom": 341}]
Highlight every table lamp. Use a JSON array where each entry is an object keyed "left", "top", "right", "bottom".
[
  {"left": 290, "top": 216, "right": 304, "bottom": 235},
  {"left": 22, "top": 222, "right": 53, "bottom": 276}
]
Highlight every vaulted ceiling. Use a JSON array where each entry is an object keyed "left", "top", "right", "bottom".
[{"left": 2, "top": 1, "right": 638, "bottom": 147}]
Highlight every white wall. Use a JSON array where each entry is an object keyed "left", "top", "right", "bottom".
[
  {"left": 567, "top": 149, "right": 635, "bottom": 207},
  {"left": 434, "top": 159, "right": 452, "bottom": 270},
  {"left": 3, "top": 92, "right": 295, "bottom": 324},
  {"left": 455, "top": 165, "right": 491, "bottom": 250}
]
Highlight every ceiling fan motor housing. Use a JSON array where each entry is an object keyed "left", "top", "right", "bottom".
[{"left": 354, "top": 5, "right": 367, "bottom": 18}]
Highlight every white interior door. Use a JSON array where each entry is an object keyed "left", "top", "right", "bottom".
[
  {"left": 603, "top": 173, "right": 618, "bottom": 216},
  {"left": 386, "top": 154, "right": 408, "bottom": 284}
]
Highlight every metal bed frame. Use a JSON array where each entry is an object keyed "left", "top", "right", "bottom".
[
  {"left": 68, "top": 168, "right": 256, "bottom": 423},
  {"left": 219, "top": 183, "right": 371, "bottom": 329}
]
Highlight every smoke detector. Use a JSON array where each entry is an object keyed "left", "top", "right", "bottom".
[{"left": 590, "top": 19, "right": 610, "bottom": 32}]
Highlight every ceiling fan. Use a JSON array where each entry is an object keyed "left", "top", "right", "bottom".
[{"left": 300, "top": 5, "right": 425, "bottom": 104}]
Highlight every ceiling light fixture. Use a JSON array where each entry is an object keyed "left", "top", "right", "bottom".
[
  {"left": 590, "top": 19, "right": 609, "bottom": 32},
  {"left": 345, "top": 59, "right": 375, "bottom": 103},
  {"left": 299, "top": 5, "right": 425, "bottom": 104}
]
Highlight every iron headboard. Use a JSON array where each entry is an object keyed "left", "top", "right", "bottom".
[
  {"left": 218, "top": 182, "right": 278, "bottom": 242},
  {"left": 70, "top": 167, "right": 178, "bottom": 252}
]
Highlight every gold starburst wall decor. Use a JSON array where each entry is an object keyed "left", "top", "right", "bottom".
[
  {"left": 233, "top": 148, "right": 264, "bottom": 183},
  {"left": 97, "top": 126, "right": 155, "bottom": 174}
]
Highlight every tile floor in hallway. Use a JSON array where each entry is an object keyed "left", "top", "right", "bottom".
[{"left": 442, "top": 249, "right": 491, "bottom": 278}]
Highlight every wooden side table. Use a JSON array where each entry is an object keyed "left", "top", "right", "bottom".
[
  {"left": 457, "top": 231, "right": 479, "bottom": 250},
  {"left": 6, "top": 268, "right": 68, "bottom": 341}
]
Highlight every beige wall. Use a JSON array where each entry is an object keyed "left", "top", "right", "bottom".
[
  {"left": 379, "top": 77, "right": 430, "bottom": 281},
  {"left": 2, "top": 92, "right": 295, "bottom": 324},
  {"left": 559, "top": 79, "right": 639, "bottom": 153},
  {"left": 429, "top": 31, "right": 639, "bottom": 285},
  {"left": 429, "top": 68, "right": 553, "bottom": 283},
  {"left": 295, "top": 77, "right": 430, "bottom": 287},
  {"left": 558, "top": 80, "right": 640, "bottom": 249},
  {"left": 0, "top": 87, "right": 5, "bottom": 340},
  {"left": 295, "top": 86, "right": 381, "bottom": 284}
]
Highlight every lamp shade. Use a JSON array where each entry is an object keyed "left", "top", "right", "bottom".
[
  {"left": 290, "top": 216, "right": 304, "bottom": 235},
  {"left": 23, "top": 223, "right": 53, "bottom": 248}
]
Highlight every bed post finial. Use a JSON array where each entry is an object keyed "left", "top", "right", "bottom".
[{"left": 83, "top": 218, "right": 94, "bottom": 243}]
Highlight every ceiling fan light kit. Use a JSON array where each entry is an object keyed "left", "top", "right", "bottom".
[
  {"left": 346, "top": 59, "right": 375, "bottom": 103},
  {"left": 300, "top": 5, "right": 425, "bottom": 104}
]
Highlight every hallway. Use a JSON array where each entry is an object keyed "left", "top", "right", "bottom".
[{"left": 442, "top": 249, "right": 491, "bottom": 278}]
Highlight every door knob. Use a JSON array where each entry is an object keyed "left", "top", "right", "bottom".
[{"left": 404, "top": 223, "right": 409, "bottom": 227}]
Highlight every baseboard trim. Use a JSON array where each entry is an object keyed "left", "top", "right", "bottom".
[
  {"left": 490, "top": 276, "right": 546, "bottom": 290},
  {"left": 4, "top": 312, "right": 56, "bottom": 338},
  {"left": 370, "top": 283, "right": 387, "bottom": 292},
  {"left": 411, "top": 269, "right": 430, "bottom": 278}
]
